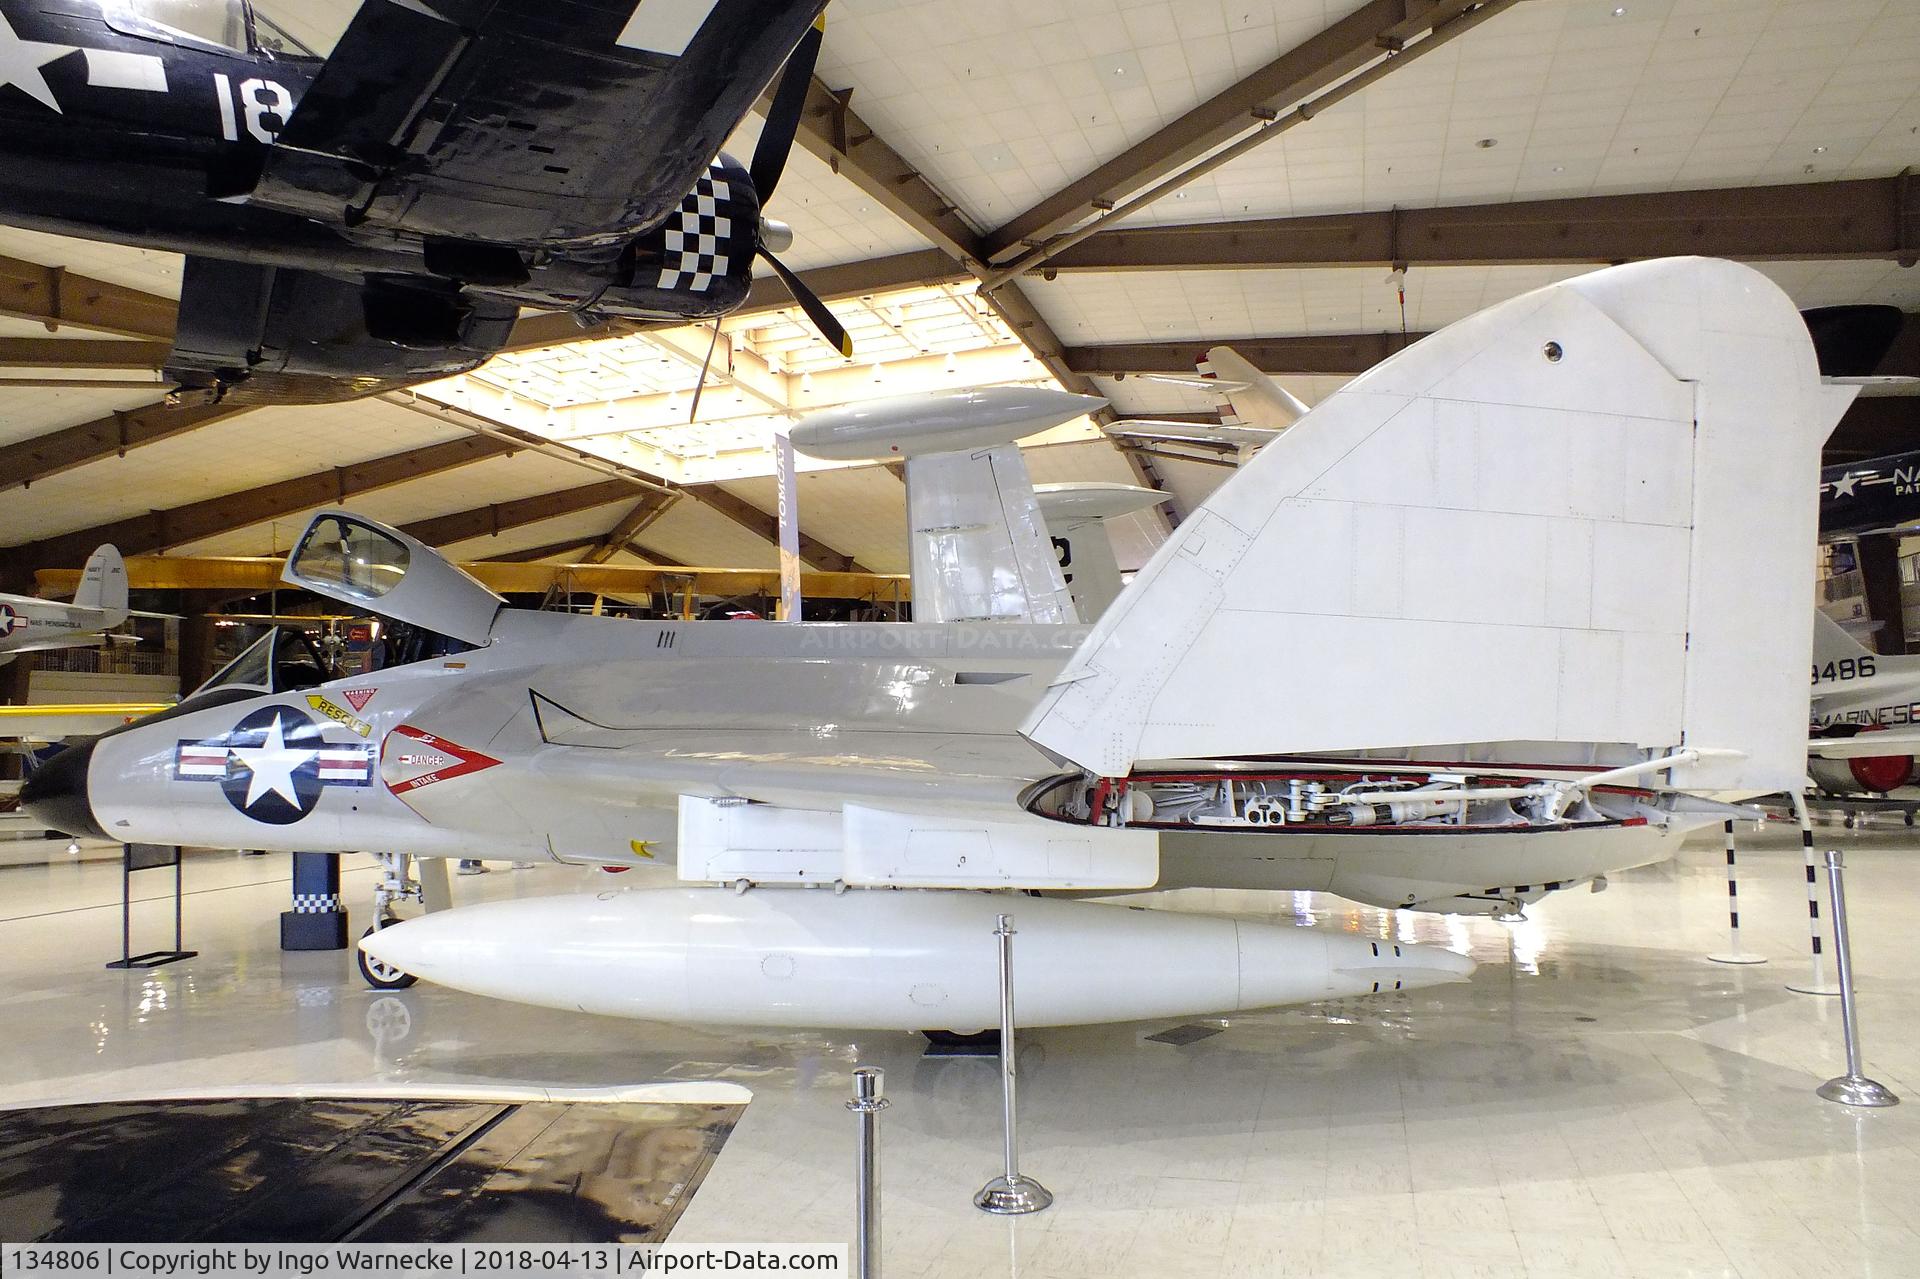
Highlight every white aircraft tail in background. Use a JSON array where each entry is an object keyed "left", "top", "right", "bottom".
[
  {"left": 0, "top": 544, "right": 131, "bottom": 665},
  {"left": 1034, "top": 481, "right": 1162, "bottom": 622},
  {"left": 791, "top": 386, "right": 1104, "bottom": 624},
  {"left": 1199, "top": 344, "right": 1311, "bottom": 432},
  {"left": 71, "top": 545, "right": 129, "bottom": 624}
]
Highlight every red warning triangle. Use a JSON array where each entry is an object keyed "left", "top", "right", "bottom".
[
  {"left": 342, "top": 687, "right": 377, "bottom": 712},
  {"left": 383, "top": 725, "right": 502, "bottom": 796}
]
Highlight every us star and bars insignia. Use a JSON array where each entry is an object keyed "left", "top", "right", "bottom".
[{"left": 174, "top": 704, "right": 372, "bottom": 825}]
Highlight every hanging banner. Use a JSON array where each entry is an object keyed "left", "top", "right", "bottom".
[{"left": 773, "top": 428, "right": 803, "bottom": 621}]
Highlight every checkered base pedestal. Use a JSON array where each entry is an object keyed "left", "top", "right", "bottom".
[
  {"left": 280, "top": 905, "right": 348, "bottom": 951},
  {"left": 281, "top": 852, "right": 349, "bottom": 951}
]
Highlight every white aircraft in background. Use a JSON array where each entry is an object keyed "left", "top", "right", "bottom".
[
  {"left": 22, "top": 258, "right": 1852, "bottom": 1031},
  {"left": 1807, "top": 611, "right": 1920, "bottom": 793},
  {"left": 0, "top": 546, "right": 129, "bottom": 664},
  {"left": 1107, "top": 344, "right": 1309, "bottom": 462}
]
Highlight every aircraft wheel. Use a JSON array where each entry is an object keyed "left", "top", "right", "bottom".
[{"left": 357, "top": 920, "right": 418, "bottom": 991}]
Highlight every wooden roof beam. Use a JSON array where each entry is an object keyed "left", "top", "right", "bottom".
[
  {"left": 0, "top": 399, "right": 256, "bottom": 493},
  {"left": 983, "top": 0, "right": 1479, "bottom": 259},
  {"left": 0, "top": 254, "right": 177, "bottom": 339},
  {"left": 585, "top": 489, "right": 681, "bottom": 564},
  {"left": 1047, "top": 177, "right": 1920, "bottom": 273},
  {"left": 689, "top": 485, "right": 874, "bottom": 574},
  {"left": 397, "top": 479, "right": 644, "bottom": 548},
  {"left": 0, "top": 435, "right": 514, "bottom": 588},
  {"left": 1066, "top": 332, "right": 1430, "bottom": 377}
]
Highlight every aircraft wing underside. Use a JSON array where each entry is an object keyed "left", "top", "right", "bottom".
[
  {"left": 384, "top": 721, "right": 1160, "bottom": 890},
  {"left": 165, "top": 258, "right": 520, "bottom": 403},
  {"left": 246, "top": 0, "right": 826, "bottom": 248}
]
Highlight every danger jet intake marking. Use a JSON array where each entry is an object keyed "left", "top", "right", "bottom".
[{"left": 382, "top": 725, "right": 503, "bottom": 797}]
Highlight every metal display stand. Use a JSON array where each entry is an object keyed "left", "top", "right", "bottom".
[
  {"left": 1814, "top": 850, "right": 1899, "bottom": 1108},
  {"left": 1786, "top": 790, "right": 1841, "bottom": 995},
  {"left": 848, "top": 1067, "right": 888, "bottom": 1279},
  {"left": 105, "top": 843, "right": 197, "bottom": 969},
  {"left": 281, "top": 850, "right": 350, "bottom": 951},
  {"left": 974, "top": 913, "right": 1053, "bottom": 1215},
  {"left": 1707, "top": 818, "right": 1766, "bottom": 965}
]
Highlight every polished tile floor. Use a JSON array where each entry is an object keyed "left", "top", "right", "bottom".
[{"left": 1, "top": 818, "right": 1917, "bottom": 1278}]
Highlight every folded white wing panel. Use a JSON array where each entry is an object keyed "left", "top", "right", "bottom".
[{"left": 1022, "top": 258, "right": 1853, "bottom": 793}]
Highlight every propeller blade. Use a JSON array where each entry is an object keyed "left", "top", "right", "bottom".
[
  {"left": 762, "top": 250, "right": 852, "bottom": 358},
  {"left": 749, "top": 15, "right": 824, "bottom": 205}
]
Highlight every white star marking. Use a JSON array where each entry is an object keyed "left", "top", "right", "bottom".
[
  {"left": 230, "top": 713, "right": 316, "bottom": 810},
  {"left": 0, "top": 13, "right": 76, "bottom": 113},
  {"left": 1831, "top": 472, "right": 1861, "bottom": 499}
]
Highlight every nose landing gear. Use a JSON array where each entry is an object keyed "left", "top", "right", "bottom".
[{"left": 356, "top": 852, "right": 434, "bottom": 990}]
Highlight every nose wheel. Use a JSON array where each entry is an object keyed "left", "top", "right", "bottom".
[
  {"left": 358, "top": 916, "right": 418, "bottom": 990},
  {"left": 359, "top": 852, "right": 425, "bottom": 990}
]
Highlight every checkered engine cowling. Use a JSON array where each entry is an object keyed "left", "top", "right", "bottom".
[
  {"left": 608, "top": 155, "right": 755, "bottom": 319},
  {"left": 655, "top": 161, "right": 749, "bottom": 294}
]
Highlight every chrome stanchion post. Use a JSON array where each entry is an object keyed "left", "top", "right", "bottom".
[
  {"left": 975, "top": 912, "right": 1053, "bottom": 1215},
  {"left": 848, "top": 1066, "right": 888, "bottom": 1278},
  {"left": 1815, "top": 850, "right": 1899, "bottom": 1108}
]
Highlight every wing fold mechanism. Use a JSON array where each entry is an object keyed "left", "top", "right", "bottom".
[{"left": 1022, "top": 258, "right": 1856, "bottom": 797}]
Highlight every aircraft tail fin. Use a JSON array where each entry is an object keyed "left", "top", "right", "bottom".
[
  {"left": 1812, "top": 610, "right": 1875, "bottom": 665},
  {"left": 1024, "top": 258, "right": 1857, "bottom": 794},
  {"left": 1200, "top": 346, "right": 1310, "bottom": 430},
  {"left": 1034, "top": 483, "right": 1164, "bottom": 622},
  {"left": 906, "top": 446, "right": 1077, "bottom": 624},
  {"left": 73, "top": 545, "right": 128, "bottom": 626}
]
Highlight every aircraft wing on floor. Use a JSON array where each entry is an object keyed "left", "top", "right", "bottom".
[{"left": 246, "top": 0, "right": 827, "bottom": 247}]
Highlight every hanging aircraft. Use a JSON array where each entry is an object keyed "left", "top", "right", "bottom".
[
  {"left": 0, "top": 0, "right": 845, "bottom": 403},
  {"left": 21, "top": 257, "right": 1852, "bottom": 1027},
  {"left": 0, "top": 544, "right": 128, "bottom": 664},
  {"left": 1105, "top": 344, "right": 1310, "bottom": 464},
  {"left": 1819, "top": 444, "right": 1920, "bottom": 539}
]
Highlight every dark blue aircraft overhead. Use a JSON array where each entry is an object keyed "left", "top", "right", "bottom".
[
  {"left": 1822, "top": 449, "right": 1920, "bottom": 539},
  {"left": 0, "top": 0, "right": 842, "bottom": 402}
]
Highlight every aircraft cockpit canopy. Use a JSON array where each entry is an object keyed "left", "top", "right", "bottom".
[
  {"left": 285, "top": 510, "right": 503, "bottom": 648},
  {"left": 105, "top": 0, "right": 251, "bottom": 52},
  {"left": 291, "top": 514, "right": 411, "bottom": 603},
  {"left": 196, "top": 626, "right": 334, "bottom": 697}
]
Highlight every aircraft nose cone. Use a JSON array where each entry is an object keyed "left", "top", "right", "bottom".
[{"left": 19, "top": 738, "right": 107, "bottom": 841}]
